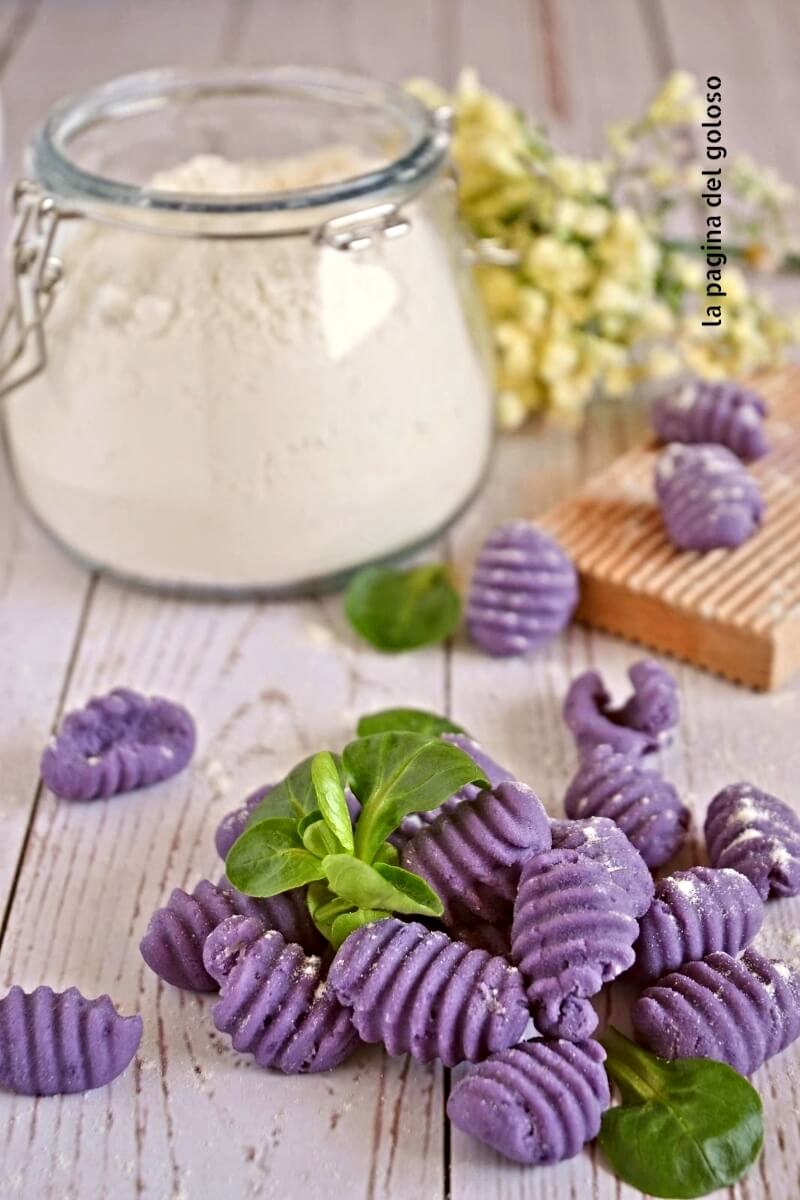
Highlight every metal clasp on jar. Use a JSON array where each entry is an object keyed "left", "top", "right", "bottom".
[
  {"left": 0, "top": 181, "right": 68, "bottom": 399},
  {"left": 311, "top": 201, "right": 412, "bottom": 252}
]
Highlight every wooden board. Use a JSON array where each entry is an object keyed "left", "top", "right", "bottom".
[{"left": 540, "top": 368, "right": 800, "bottom": 690}]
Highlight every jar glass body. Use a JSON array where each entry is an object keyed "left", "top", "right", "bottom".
[{"left": 2, "top": 68, "right": 493, "bottom": 594}]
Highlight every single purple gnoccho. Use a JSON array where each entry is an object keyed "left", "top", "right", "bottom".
[
  {"left": 563, "top": 743, "right": 689, "bottom": 869},
  {"left": 0, "top": 986, "right": 142, "bottom": 1095},
  {"left": 563, "top": 659, "right": 679, "bottom": 758},
  {"left": 328, "top": 919, "right": 530, "bottom": 1066},
  {"left": 632, "top": 947, "right": 800, "bottom": 1075},
  {"left": 511, "top": 849, "right": 639, "bottom": 1041},
  {"left": 447, "top": 1038, "right": 610, "bottom": 1164},
  {"left": 655, "top": 442, "right": 764, "bottom": 552},
  {"left": 704, "top": 782, "right": 800, "bottom": 900},
  {"left": 203, "top": 916, "right": 358, "bottom": 1075},
  {"left": 40, "top": 687, "right": 196, "bottom": 801},
  {"left": 467, "top": 521, "right": 578, "bottom": 657},
  {"left": 632, "top": 866, "right": 764, "bottom": 981},
  {"left": 651, "top": 378, "right": 768, "bottom": 461},
  {"left": 549, "top": 815, "right": 654, "bottom": 919},
  {"left": 400, "top": 781, "right": 551, "bottom": 926}
]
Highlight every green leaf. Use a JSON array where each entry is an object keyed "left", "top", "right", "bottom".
[
  {"left": 301, "top": 817, "right": 342, "bottom": 859},
  {"left": 311, "top": 751, "right": 354, "bottom": 853},
  {"left": 322, "top": 855, "right": 443, "bottom": 917},
  {"left": 307, "top": 885, "right": 358, "bottom": 942},
  {"left": 343, "top": 732, "right": 488, "bottom": 862},
  {"left": 356, "top": 707, "right": 465, "bottom": 738},
  {"left": 599, "top": 1028, "right": 764, "bottom": 1199},
  {"left": 373, "top": 841, "right": 400, "bottom": 868},
  {"left": 247, "top": 753, "right": 343, "bottom": 826},
  {"left": 226, "top": 820, "right": 326, "bottom": 898},
  {"left": 344, "top": 564, "right": 461, "bottom": 653},
  {"left": 329, "top": 909, "right": 390, "bottom": 949}
]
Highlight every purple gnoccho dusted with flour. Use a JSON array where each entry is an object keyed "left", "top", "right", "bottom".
[
  {"left": 563, "top": 659, "right": 680, "bottom": 758},
  {"left": 139, "top": 877, "right": 324, "bottom": 992},
  {"left": 563, "top": 743, "right": 689, "bottom": 868},
  {"left": 327, "top": 919, "right": 530, "bottom": 1066},
  {"left": 466, "top": 521, "right": 578, "bottom": 657},
  {"left": 203, "top": 916, "right": 359, "bottom": 1075},
  {"left": 40, "top": 687, "right": 196, "bottom": 801},
  {"left": 704, "top": 781, "right": 800, "bottom": 899},
  {"left": 447, "top": 1038, "right": 610, "bottom": 1165},
  {"left": 511, "top": 848, "right": 639, "bottom": 1041},
  {"left": 651, "top": 378, "right": 768, "bottom": 462},
  {"left": 632, "top": 947, "right": 800, "bottom": 1075},
  {"left": 400, "top": 780, "right": 551, "bottom": 927},
  {"left": 0, "top": 986, "right": 142, "bottom": 1095},
  {"left": 393, "top": 733, "right": 514, "bottom": 845},
  {"left": 654, "top": 442, "right": 764, "bottom": 552},
  {"left": 549, "top": 815, "right": 654, "bottom": 918},
  {"left": 632, "top": 865, "right": 764, "bottom": 981}
]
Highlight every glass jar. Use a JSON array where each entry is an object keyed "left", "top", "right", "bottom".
[{"left": 0, "top": 66, "right": 493, "bottom": 595}]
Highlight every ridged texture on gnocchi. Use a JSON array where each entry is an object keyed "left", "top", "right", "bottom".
[
  {"left": 467, "top": 521, "right": 578, "bottom": 657},
  {"left": 447, "top": 1039, "right": 610, "bottom": 1164},
  {"left": 632, "top": 948, "right": 800, "bottom": 1075},
  {"left": 40, "top": 687, "right": 195, "bottom": 801},
  {"left": 632, "top": 866, "right": 764, "bottom": 981},
  {"left": 203, "top": 916, "right": 358, "bottom": 1074},
  {"left": 549, "top": 816, "right": 654, "bottom": 918},
  {"left": 655, "top": 443, "right": 763, "bottom": 552},
  {"left": 563, "top": 744, "right": 689, "bottom": 868},
  {"left": 511, "top": 849, "right": 639, "bottom": 1041},
  {"left": 651, "top": 379, "right": 768, "bottom": 461},
  {"left": 0, "top": 986, "right": 142, "bottom": 1095},
  {"left": 327, "top": 919, "right": 530, "bottom": 1066},
  {"left": 704, "top": 782, "right": 800, "bottom": 900},
  {"left": 401, "top": 781, "right": 551, "bottom": 925},
  {"left": 140, "top": 878, "right": 323, "bottom": 990}
]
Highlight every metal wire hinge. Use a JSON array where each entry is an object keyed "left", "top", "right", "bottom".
[{"left": 0, "top": 181, "right": 66, "bottom": 400}]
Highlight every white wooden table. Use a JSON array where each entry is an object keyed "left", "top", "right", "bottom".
[{"left": 1, "top": 3, "right": 799, "bottom": 1198}]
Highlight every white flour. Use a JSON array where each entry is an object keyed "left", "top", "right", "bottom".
[{"left": 7, "top": 151, "right": 491, "bottom": 588}]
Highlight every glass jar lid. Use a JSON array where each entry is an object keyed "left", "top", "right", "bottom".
[{"left": 28, "top": 65, "right": 451, "bottom": 237}]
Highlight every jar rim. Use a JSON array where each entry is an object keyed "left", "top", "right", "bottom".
[{"left": 29, "top": 65, "right": 450, "bottom": 227}]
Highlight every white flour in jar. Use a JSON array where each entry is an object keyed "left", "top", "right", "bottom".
[{"left": 6, "top": 149, "right": 491, "bottom": 589}]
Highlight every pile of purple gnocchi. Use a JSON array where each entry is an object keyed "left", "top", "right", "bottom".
[{"left": 130, "top": 656, "right": 800, "bottom": 1171}]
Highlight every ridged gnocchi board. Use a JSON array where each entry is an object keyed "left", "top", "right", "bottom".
[{"left": 539, "top": 367, "right": 800, "bottom": 691}]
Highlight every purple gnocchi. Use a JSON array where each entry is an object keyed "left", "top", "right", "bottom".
[
  {"left": 327, "top": 919, "right": 529, "bottom": 1066},
  {"left": 550, "top": 816, "right": 654, "bottom": 919},
  {"left": 401, "top": 781, "right": 551, "bottom": 926},
  {"left": 203, "top": 916, "right": 358, "bottom": 1074},
  {"left": 705, "top": 782, "right": 800, "bottom": 900},
  {"left": 632, "top": 947, "right": 800, "bottom": 1075},
  {"left": 655, "top": 442, "right": 764, "bottom": 552},
  {"left": 395, "top": 734, "right": 514, "bottom": 844},
  {"left": 467, "top": 521, "right": 578, "bottom": 657},
  {"left": 0, "top": 986, "right": 142, "bottom": 1095},
  {"left": 563, "top": 744, "right": 689, "bottom": 868},
  {"left": 632, "top": 866, "right": 764, "bottom": 981},
  {"left": 447, "top": 1038, "right": 610, "bottom": 1165},
  {"left": 511, "top": 849, "right": 639, "bottom": 1041},
  {"left": 140, "top": 878, "right": 323, "bottom": 991},
  {"left": 652, "top": 378, "right": 768, "bottom": 462},
  {"left": 41, "top": 687, "right": 196, "bottom": 801},
  {"left": 563, "top": 659, "right": 679, "bottom": 758}
]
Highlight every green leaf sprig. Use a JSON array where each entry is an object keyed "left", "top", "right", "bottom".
[
  {"left": 600, "top": 1028, "right": 764, "bottom": 1198},
  {"left": 356, "top": 706, "right": 465, "bottom": 738},
  {"left": 344, "top": 564, "right": 461, "bottom": 652},
  {"left": 226, "top": 732, "right": 488, "bottom": 948}
]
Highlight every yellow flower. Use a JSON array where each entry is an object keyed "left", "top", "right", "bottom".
[
  {"left": 646, "top": 71, "right": 703, "bottom": 126},
  {"left": 538, "top": 334, "right": 580, "bottom": 383},
  {"left": 550, "top": 155, "right": 609, "bottom": 197},
  {"left": 642, "top": 346, "right": 684, "bottom": 380},
  {"left": 496, "top": 388, "right": 530, "bottom": 431},
  {"left": 476, "top": 265, "right": 521, "bottom": 318},
  {"left": 496, "top": 321, "right": 536, "bottom": 380},
  {"left": 525, "top": 237, "right": 593, "bottom": 294}
]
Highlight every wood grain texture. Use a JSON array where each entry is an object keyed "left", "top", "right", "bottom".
[{"left": 0, "top": 2, "right": 798, "bottom": 1199}]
